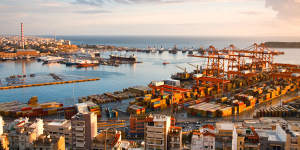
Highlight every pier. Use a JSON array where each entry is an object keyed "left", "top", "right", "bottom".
[{"left": 0, "top": 78, "right": 100, "bottom": 90}]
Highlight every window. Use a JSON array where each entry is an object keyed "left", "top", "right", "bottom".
[
  {"left": 292, "top": 138, "right": 298, "bottom": 144},
  {"left": 148, "top": 122, "right": 154, "bottom": 126}
]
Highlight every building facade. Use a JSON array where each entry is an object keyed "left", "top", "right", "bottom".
[
  {"left": 191, "top": 124, "right": 216, "bottom": 150},
  {"left": 167, "top": 126, "right": 182, "bottom": 150},
  {"left": 44, "top": 119, "right": 72, "bottom": 148},
  {"left": 145, "top": 114, "right": 172, "bottom": 150},
  {"left": 71, "top": 112, "right": 97, "bottom": 150}
]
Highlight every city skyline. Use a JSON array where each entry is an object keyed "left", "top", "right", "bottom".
[{"left": 0, "top": 0, "right": 300, "bottom": 36}]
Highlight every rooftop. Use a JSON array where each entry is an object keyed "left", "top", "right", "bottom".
[
  {"left": 256, "top": 129, "right": 285, "bottom": 142},
  {"left": 46, "top": 119, "right": 70, "bottom": 128},
  {"left": 216, "top": 122, "right": 234, "bottom": 131},
  {"left": 152, "top": 114, "right": 171, "bottom": 122}
]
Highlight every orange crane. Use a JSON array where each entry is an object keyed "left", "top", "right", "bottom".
[
  {"left": 188, "top": 54, "right": 236, "bottom": 77},
  {"left": 242, "top": 43, "right": 284, "bottom": 70}
]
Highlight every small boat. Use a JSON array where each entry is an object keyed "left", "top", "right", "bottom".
[{"left": 163, "top": 62, "right": 170, "bottom": 65}]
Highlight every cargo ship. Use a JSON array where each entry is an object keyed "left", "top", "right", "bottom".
[
  {"left": 0, "top": 96, "right": 64, "bottom": 118},
  {"left": 109, "top": 54, "right": 137, "bottom": 62}
]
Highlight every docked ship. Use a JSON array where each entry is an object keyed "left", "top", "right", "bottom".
[
  {"left": 169, "top": 45, "right": 178, "bottom": 54},
  {"left": 65, "top": 58, "right": 79, "bottom": 66},
  {"left": 39, "top": 56, "right": 64, "bottom": 64},
  {"left": 109, "top": 54, "right": 137, "bottom": 62},
  {"left": 76, "top": 59, "right": 99, "bottom": 67}
]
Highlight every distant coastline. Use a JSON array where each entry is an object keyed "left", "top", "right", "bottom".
[{"left": 264, "top": 42, "right": 300, "bottom": 48}]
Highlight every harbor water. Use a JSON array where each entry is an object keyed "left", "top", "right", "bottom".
[{"left": 0, "top": 36, "right": 299, "bottom": 106}]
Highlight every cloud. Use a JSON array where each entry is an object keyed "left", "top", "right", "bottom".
[
  {"left": 73, "top": 0, "right": 190, "bottom": 6},
  {"left": 74, "top": 10, "right": 112, "bottom": 14},
  {"left": 240, "top": 11, "right": 261, "bottom": 15},
  {"left": 265, "top": 0, "right": 300, "bottom": 20}
]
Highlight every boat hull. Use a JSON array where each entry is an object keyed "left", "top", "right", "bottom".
[{"left": 76, "top": 63, "right": 99, "bottom": 67}]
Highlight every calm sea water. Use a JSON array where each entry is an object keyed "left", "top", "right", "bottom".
[{"left": 0, "top": 36, "right": 299, "bottom": 106}]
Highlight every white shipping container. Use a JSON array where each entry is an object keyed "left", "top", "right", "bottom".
[
  {"left": 292, "top": 73, "right": 300, "bottom": 77},
  {"left": 233, "top": 100, "right": 239, "bottom": 104},
  {"left": 151, "top": 81, "right": 164, "bottom": 86},
  {"left": 193, "top": 74, "right": 203, "bottom": 78},
  {"left": 278, "top": 69, "right": 286, "bottom": 73},
  {"left": 247, "top": 96, "right": 254, "bottom": 100},
  {"left": 242, "top": 70, "right": 250, "bottom": 74},
  {"left": 164, "top": 80, "right": 180, "bottom": 86}
]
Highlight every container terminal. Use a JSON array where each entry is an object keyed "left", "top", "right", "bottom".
[
  {"left": 0, "top": 43, "right": 299, "bottom": 121},
  {"left": 126, "top": 43, "right": 300, "bottom": 119},
  {"left": 0, "top": 40, "right": 300, "bottom": 150}
]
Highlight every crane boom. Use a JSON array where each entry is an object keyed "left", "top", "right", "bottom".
[{"left": 176, "top": 65, "right": 187, "bottom": 72}]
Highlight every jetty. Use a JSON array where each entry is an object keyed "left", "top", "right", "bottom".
[{"left": 0, "top": 78, "right": 100, "bottom": 90}]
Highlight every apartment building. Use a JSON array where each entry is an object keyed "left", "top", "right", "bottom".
[
  {"left": 32, "top": 134, "right": 65, "bottom": 150},
  {"left": 0, "top": 116, "right": 8, "bottom": 150},
  {"left": 191, "top": 124, "right": 216, "bottom": 150},
  {"left": 285, "top": 121, "right": 300, "bottom": 150},
  {"left": 7, "top": 118, "right": 44, "bottom": 150},
  {"left": 215, "top": 122, "right": 234, "bottom": 150},
  {"left": 44, "top": 119, "right": 72, "bottom": 148},
  {"left": 71, "top": 112, "right": 97, "bottom": 150},
  {"left": 91, "top": 129, "right": 122, "bottom": 150},
  {"left": 145, "top": 114, "right": 172, "bottom": 150},
  {"left": 129, "top": 114, "right": 147, "bottom": 138},
  {"left": 167, "top": 126, "right": 182, "bottom": 150},
  {"left": 232, "top": 126, "right": 260, "bottom": 150}
]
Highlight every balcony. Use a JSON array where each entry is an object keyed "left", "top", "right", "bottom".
[
  {"left": 146, "top": 142, "right": 164, "bottom": 146},
  {"left": 75, "top": 127, "right": 84, "bottom": 131},
  {"left": 147, "top": 127, "right": 164, "bottom": 133},
  {"left": 76, "top": 142, "right": 85, "bottom": 148},
  {"left": 74, "top": 132, "right": 84, "bottom": 137},
  {"left": 147, "top": 133, "right": 164, "bottom": 139}
]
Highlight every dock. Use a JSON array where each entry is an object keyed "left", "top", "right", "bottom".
[{"left": 0, "top": 78, "right": 100, "bottom": 90}]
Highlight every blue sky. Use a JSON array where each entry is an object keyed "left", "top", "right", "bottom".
[{"left": 0, "top": 0, "right": 300, "bottom": 36}]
